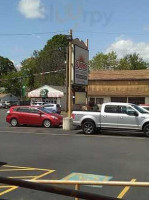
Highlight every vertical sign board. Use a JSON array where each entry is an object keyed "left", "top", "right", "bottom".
[
  {"left": 75, "top": 92, "right": 86, "bottom": 104},
  {"left": 74, "top": 45, "right": 89, "bottom": 86}
]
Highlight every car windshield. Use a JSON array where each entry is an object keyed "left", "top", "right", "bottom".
[
  {"left": 38, "top": 107, "right": 53, "bottom": 114},
  {"left": 142, "top": 106, "right": 149, "bottom": 111},
  {"left": 131, "top": 105, "right": 149, "bottom": 114}
]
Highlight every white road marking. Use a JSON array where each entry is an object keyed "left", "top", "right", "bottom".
[{"left": 0, "top": 130, "right": 146, "bottom": 140}]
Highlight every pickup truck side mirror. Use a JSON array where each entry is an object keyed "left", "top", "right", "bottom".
[{"left": 134, "top": 111, "right": 139, "bottom": 116}]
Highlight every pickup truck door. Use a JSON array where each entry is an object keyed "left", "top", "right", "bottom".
[
  {"left": 101, "top": 105, "right": 119, "bottom": 128},
  {"left": 117, "top": 106, "right": 140, "bottom": 129}
]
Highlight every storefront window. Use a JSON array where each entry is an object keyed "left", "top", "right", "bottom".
[
  {"left": 96, "top": 98, "right": 104, "bottom": 104},
  {"left": 90, "top": 98, "right": 95, "bottom": 104},
  {"left": 111, "top": 97, "right": 127, "bottom": 103},
  {"left": 128, "top": 97, "right": 145, "bottom": 105}
]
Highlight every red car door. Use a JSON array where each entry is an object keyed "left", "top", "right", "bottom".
[
  {"left": 17, "top": 107, "right": 30, "bottom": 124},
  {"left": 27, "top": 108, "right": 43, "bottom": 125}
]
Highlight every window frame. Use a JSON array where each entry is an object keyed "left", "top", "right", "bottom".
[{"left": 104, "top": 105, "right": 119, "bottom": 113}]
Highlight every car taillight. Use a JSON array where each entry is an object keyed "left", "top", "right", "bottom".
[{"left": 71, "top": 114, "right": 75, "bottom": 119}]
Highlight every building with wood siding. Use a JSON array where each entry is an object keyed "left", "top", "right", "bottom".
[{"left": 88, "top": 70, "right": 149, "bottom": 105}]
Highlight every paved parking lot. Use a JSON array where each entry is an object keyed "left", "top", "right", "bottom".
[{"left": 0, "top": 109, "right": 149, "bottom": 200}]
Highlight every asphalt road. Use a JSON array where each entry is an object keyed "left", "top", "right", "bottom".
[{"left": 0, "top": 109, "right": 149, "bottom": 200}]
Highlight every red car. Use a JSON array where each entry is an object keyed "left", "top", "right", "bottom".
[{"left": 6, "top": 106, "right": 63, "bottom": 128}]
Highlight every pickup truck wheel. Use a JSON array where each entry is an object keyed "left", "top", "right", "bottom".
[
  {"left": 143, "top": 124, "right": 149, "bottom": 137},
  {"left": 82, "top": 121, "right": 95, "bottom": 135}
]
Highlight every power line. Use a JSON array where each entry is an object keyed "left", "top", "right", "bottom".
[
  {"left": 74, "top": 30, "right": 149, "bottom": 36},
  {"left": 1, "top": 30, "right": 149, "bottom": 36},
  {"left": 0, "top": 30, "right": 68, "bottom": 37},
  {"left": 0, "top": 69, "right": 65, "bottom": 82}
]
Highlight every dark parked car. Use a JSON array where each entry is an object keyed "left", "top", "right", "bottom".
[{"left": 6, "top": 106, "right": 63, "bottom": 128}]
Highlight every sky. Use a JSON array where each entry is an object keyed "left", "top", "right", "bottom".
[{"left": 1, "top": 0, "right": 149, "bottom": 68}]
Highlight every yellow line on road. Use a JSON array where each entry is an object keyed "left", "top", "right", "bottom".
[
  {"left": 5, "top": 165, "right": 52, "bottom": 171},
  {"left": 31, "top": 170, "right": 55, "bottom": 180},
  {"left": 0, "top": 168, "right": 40, "bottom": 172},
  {"left": 103, "top": 176, "right": 109, "bottom": 181},
  {"left": 5, "top": 165, "right": 37, "bottom": 169},
  {"left": 117, "top": 179, "right": 136, "bottom": 199},
  {"left": 0, "top": 186, "right": 15, "bottom": 188},
  {"left": 9, "top": 176, "right": 36, "bottom": 179},
  {"left": 0, "top": 166, "right": 55, "bottom": 197},
  {"left": 0, "top": 186, "right": 18, "bottom": 196}
]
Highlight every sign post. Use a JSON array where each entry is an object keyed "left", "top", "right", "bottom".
[
  {"left": 68, "top": 29, "right": 73, "bottom": 118},
  {"left": 63, "top": 30, "right": 74, "bottom": 130},
  {"left": 63, "top": 30, "right": 89, "bottom": 131}
]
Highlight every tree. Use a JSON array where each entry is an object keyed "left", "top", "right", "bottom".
[
  {"left": 35, "top": 34, "right": 69, "bottom": 85},
  {"left": 89, "top": 51, "right": 118, "bottom": 71},
  {"left": 20, "top": 56, "right": 37, "bottom": 90},
  {"left": 89, "top": 52, "right": 149, "bottom": 71},
  {"left": 0, "top": 56, "right": 17, "bottom": 76},
  {"left": 118, "top": 53, "right": 148, "bottom": 70},
  {"left": 2, "top": 71, "right": 22, "bottom": 97}
]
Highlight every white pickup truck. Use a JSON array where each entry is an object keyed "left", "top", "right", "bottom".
[{"left": 72, "top": 102, "right": 149, "bottom": 137}]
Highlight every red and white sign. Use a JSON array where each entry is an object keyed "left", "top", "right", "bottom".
[{"left": 74, "top": 45, "right": 89, "bottom": 85}]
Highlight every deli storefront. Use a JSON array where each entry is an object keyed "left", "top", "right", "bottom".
[{"left": 88, "top": 70, "right": 149, "bottom": 105}]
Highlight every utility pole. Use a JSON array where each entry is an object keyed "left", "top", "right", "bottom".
[
  {"left": 68, "top": 29, "right": 73, "bottom": 118},
  {"left": 63, "top": 29, "right": 73, "bottom": 130},
  {"left": 65, "top": 47, "right": 69, "bottom": 112}
]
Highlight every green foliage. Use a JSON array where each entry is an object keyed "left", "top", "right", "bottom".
[
  {"left": 0, "top": 34, "right": 68, "bottom": 97},
  {"left": 5, "top": 34, "right": 69, "bottom": 95},
  {"left": 0, "top": 87, "right": 5, "bottom": 93},
  {"left": 90, "top": 52, "right": 148, "bottom": 71},
  {"left": 90, "top": 52, "right": 118, "bottom": 70},
  {"left": 20, "top": 56, "right": 37, "bottom": 90},
  {"left": 36, "top": 34, "right": 68, "bottom": 81},
  {"left": 2, "top": 71, "right": 22, "bottom": 97},
  {"left": 117, "top": 53, "right": 148, "bottom": 70},
  {"left": 18, "top": 34, "right": 68, "bottom": 91},
  {"left": 0, "top": 56, "right": 16, "bottom": 76}
]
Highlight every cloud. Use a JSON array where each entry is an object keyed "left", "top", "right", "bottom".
[
  {"left": 18, "top": 0, "right": 45, "bottom": 19},
  {"left": 15, "top": 64, "right": 22, "bottom": 70},
  {"left": 106, "top": 39, "right": 149, "bottom": 62},
  {"left": 10, "top": 60, "right": 15, "bottom": 64}
]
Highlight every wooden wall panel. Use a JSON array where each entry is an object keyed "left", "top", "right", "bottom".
[{"left": 88, "top": 80, "right": 149, "bottom": 97}]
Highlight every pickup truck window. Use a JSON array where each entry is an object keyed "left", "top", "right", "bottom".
[
  {"left": 104, "top": 105, "right": 118, "bottom": 113},
  {"left": 119, "top": 106, "right": 136, "bottom": 115},
  {"left": 132, "top": 104, "right": 148, "bottom": 114}
]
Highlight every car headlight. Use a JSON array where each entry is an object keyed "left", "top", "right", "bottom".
[{"left": 51, "top": 116, "right": 58, "bottom": 120}]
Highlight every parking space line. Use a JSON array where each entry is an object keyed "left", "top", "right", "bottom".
[
  {"left": 0, "top": 165, "right": 55, "bottom": 197},
  {"left": 0, "top": 186, "right": 18, "bottom": 196},
  {"left": 5, "top": 165, "right": 31, "bottom": 169},
  {"left": 0, "top": 168, "right": 40, "bottom": 172},
  {"left": 0, "top": 131, "right": 35, "bottom": 134},
  {"left": 9, "top": 176, "right": 36, "bottom": 179},
  {"left": 0, "top": 130, "right": 146, "bottom": 140},
  {"left": 0, "top": 186, "right": 15, "bottom": 188},
  {"left": 31, "top": 170, "right": 55, "bottom": 180},
  {"left": 117, "top": 179, "right": 136, "bottom": 199},
  {"left": 4, "top": 165, "right": 52, "bottom": 171}
]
